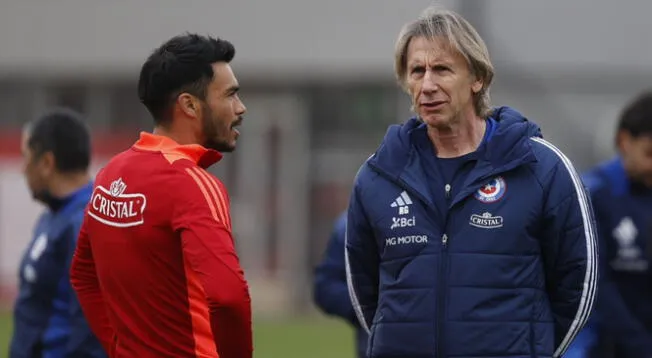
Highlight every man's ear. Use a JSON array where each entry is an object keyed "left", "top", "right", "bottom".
[
  {"left": 471, "top": 78, "right": 483, "bottom": 94},
  {"left": 616, "top": 130, "right": 630, "bottom": 153},
  {"left": 39, "top": 151, "right": 56, "bottom": 176},
  {"left": 177, "top": 93, "right": 201, "bottom": 119}
]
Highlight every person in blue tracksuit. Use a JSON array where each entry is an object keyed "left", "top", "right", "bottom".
[
  {"left": 313, "top": 211, "right": 369, "bottom": 358},
  {"left": 9, "top": 108, "right": 106, "bottom": 357},
  {"left": 566, "top": 91, "right": 652, "bottom": 358},
  {"left": 345, "top": 6, "right": 598, "bottom": 358}
]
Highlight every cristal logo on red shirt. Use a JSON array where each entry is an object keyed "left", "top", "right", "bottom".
[{"left": 88, "top": 178, "right": 147, "bottom": 227}]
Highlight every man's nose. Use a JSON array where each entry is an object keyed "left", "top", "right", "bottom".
[
  {"left": 421, "top": 70, "right": 439, "bottom": 93},
  {"left": 236, "top": 98, "right": 247, "bottom": 115}
]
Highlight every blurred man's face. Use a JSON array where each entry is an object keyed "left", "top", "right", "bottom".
[
  {"left": 20, "top": 132, "right": 54, "bottom": 202},
  {"left": 198, "top": 62, "right": 246, "bottom": 152},
  {"left": 619, "top": 131, "right": 652, "bottom": 187},
  {"left": 405, "top": 36, "right": 483, "bottom": 129}
]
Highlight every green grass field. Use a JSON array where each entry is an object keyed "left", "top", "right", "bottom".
[{"left": 0, "top": 312, "right": 356, "bottom": 357}]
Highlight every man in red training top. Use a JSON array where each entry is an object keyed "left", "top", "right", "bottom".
[{"left": 70, "top": 33, "right": 251, "bottom": 358}]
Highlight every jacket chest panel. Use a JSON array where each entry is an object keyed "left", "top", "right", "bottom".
[{"left": 367, "top": 172, "right": 544, "bottom": 260}]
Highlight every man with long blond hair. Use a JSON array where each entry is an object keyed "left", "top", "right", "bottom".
[{"left": 345, "top": 6, "right": 597, "bottom": 358}]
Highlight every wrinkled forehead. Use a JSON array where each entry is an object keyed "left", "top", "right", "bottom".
[{"left": 406, "top": 36, "right": 465, "bottom": 64}]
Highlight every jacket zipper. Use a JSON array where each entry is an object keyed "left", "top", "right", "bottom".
[
  {"left": 436, "top": 175, "right": 510, "bottom": 358},
  {"left": 437, "top": 184, "right": 452, "bottom": 358}
]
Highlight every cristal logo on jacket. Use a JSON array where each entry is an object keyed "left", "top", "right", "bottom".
[{"left": 88, "top": 178, "right": 147, "bottom": 227}]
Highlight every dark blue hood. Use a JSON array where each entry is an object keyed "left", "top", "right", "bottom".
[{"left": 367, "top": 106, "right": 542, "bottom": 202}]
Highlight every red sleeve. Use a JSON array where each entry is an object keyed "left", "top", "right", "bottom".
[
  {"left": 172, "top": 166, "right": 253, "bottom": 358},
  {"left": 70, "top": 212, "right": 116, "bottom": 356}
]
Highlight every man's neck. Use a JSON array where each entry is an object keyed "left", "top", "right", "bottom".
[
  {"left": 48, "top": 172, "right": 91, "bottom": 199},
  {"left": 427, "top": 115, "right": 487, "bottom": 158},
  {"left": 153, "top": 124, "right": 196, "bottom": 146}
]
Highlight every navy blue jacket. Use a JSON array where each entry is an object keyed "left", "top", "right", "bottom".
[
  {"left": 345, "top": 107, "right": 598, "bottom": 358},
  {"left": 10, "top": 183, "right": 106, "bottom": 358},
  {"left": 313, "top": 212, "right": 369, "bottom": 358},
  {"left": 583, "top": 157, "right": 652, "bottom": 358}
]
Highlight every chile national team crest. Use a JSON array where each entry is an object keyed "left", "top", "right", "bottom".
[{"left": 474, "top": 176, "right": 507, "bottom": 203}]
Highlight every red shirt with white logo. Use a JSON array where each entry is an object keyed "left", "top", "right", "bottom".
[{"left": 70, "top": 132, "right": 252, "bottom": 358}]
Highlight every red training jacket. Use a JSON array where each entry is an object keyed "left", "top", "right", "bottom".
[{"left": 70, "top": 132, "right": 252, "bottom": 358}]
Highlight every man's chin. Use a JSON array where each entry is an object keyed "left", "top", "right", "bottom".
[
  {"left": 219, "top": 145, "right": 236, "bottom": 153},
  {"left": 31, "top": 192, "right": 42, "bottom": 202},
  {"left": 31, "top": 189, "right": 51, "bottom": 204},
  {"left": 421, "top": 114, "right": 452, "bottom": 129},
  {"left": 206, "top": 140, "right": 237, "bottom": 153}
]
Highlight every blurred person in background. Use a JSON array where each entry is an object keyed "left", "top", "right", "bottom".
[
  {"left": 344, "top": 6, "right": 598, "bottom": 358},
  {"left": 70, "top": 33, "right": 252, "bottom": 358},
  {"left": 313, "top": 211, "right": 368, "bottom": 358},
  {"left": 566, "top": 91, "right": 652, "bottom": 358},
  {"left": 9, "top": 108, "right": 106, "bottom": 358}
]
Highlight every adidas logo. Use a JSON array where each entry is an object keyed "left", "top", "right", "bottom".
[{"left": 390, "top": 191, "right": 413, "bottom": 215}]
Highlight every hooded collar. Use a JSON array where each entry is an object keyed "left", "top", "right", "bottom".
[
  {"left": 132, "top": 132, "right": 223, "bottom": 169},
  {"left": 44, "top": 181, "right": 94, "bottom": 212},
  {"left": 367, "top": 106, "right": 542, "bottom": 206}
]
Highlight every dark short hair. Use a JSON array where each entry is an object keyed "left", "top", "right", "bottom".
[
  {"left": 25, "top": 107, "right": 91, "bottom": 173},
  {"left": 138, "top": 33, "right": 236, "bottom": 124},
  {"left": 618, "top": 91, "right": 652, "bottom": 137}
]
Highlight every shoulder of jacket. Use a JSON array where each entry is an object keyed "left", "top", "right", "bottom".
[
  {"left": 171, "top": 162, "right": 228, "bottom": 197},
  {"left": 526, "top": 137, "right": 581, "bottom": 183},
  {"left": 170, "top": 160, "right": 214, "bottom": 177},
  {"left": 528, "top": 137, "right": 567, "bottom": 167},
  {"left": 353, "top": 154, "right": 380, "bottom": 187}
]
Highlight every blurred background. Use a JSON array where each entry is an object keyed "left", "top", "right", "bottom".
[{"left": 0, "top": 0, "right": 650, "bottom": 356}]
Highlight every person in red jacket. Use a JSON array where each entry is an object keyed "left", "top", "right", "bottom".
[{"left": 70, "top": 33, "right": 251, "bottom": 358}]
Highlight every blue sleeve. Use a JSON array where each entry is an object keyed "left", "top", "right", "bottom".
[
  {"left": 26, "top": 215, "right": 65, "bottom": 298},
  {"left": 65, "top": 215, "right": 108, "bottom": 357},
  {"left": 538, "top": 153, "right": 598, "bottom": 358},
  {"left": 313, "top": 212, "right": 357, "bottom": 325},
  {"left": 344, "top": 174, "right": 379, "bottom": 334},
  {"left": 585, "top": 176, "right": 652, "bottom": 357}
]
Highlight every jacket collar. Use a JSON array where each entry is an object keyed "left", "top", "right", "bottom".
[
  {"left": 367, "top": 106, "right": 540, "bottom": 207},
  {"left": 132, "top": 132, "right": 222, "bottom": 168},
  {"left": 46, "top": 181, "right": 94, "bottom": 213}
]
